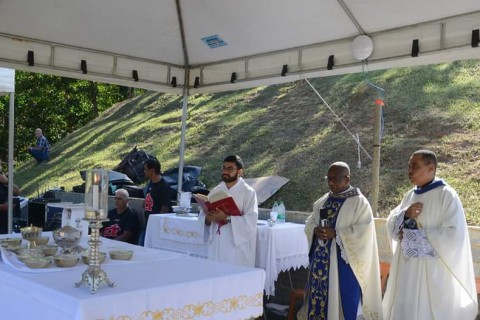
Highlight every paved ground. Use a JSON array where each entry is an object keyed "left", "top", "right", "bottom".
[
  {"left": 256, "top": 310, "right": 290, "bottom": 320},
  {"left": 254, "top": 294, "right": 299, "bottom": 320}
]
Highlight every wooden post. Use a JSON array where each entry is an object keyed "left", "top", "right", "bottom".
[{"left": 371, "top": 103, "right": 382, "bottom": 217}]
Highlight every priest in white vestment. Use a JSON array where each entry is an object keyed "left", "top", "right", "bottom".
[
  {"left": 382, "top": 149, "right": 478, "bottom": 320},
  {"left": 298, "top": 162, "right": 382, "bottom": 320},
  {"left": 199, "top": 155, "right": 258, "bottom": 268}
]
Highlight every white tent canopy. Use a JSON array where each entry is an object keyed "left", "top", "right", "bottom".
[
  {"left": 0, "top": 0, "right": 479, "bottom": 94},
  {"left": 1, "top": 1, "right": 480, "bottom": 224}
]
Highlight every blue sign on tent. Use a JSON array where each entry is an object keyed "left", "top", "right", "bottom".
[{"left": 201, "top": 35, "right": 227, "bottom": 49}]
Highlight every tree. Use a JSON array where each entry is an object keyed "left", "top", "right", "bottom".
[{"left": 0, "top": 71, "right": 143, "bottom": 162}]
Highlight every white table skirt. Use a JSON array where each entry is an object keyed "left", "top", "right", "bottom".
[
  {"left": 145, "top": 214, "right": 309, "bottom": 296},
  {"left": 255, "top": 221, "right": 310, "bottom": 296},
  {"left": 0, "top": 233, "right": 265, "bottom": 320}
]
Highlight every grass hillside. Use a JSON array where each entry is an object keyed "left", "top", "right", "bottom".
[{"left": 13, "top": 59, "right": 480, "bottom": 225}]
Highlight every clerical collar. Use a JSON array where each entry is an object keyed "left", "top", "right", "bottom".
[{"left": 414, "top": 178, "right": 445, "bottom": 194}]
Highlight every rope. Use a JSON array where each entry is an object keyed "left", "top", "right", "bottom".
[
  {"left": 356, "top": 133, "right": 362, "bottom": 169},
  {"left": 302, "top": 76, "right": 372, "bottom": 161}
]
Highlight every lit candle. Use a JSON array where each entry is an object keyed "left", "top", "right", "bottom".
[
  {"left": 92, "top": 174, "right": 99, "bottom": 210},
  {"left": 92, "top": 185, "right": 99, "bottom": 210}
]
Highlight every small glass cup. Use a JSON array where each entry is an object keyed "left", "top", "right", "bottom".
[{"left": 267, "top": 219, "right": 275, "bottom": 227}]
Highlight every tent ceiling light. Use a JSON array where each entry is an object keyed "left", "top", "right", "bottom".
[{"left": 352, "top": 35, "right": 373, "bottom": 61}]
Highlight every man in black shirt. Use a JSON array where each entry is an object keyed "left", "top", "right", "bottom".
[
  {"left": 138, "top": 158, "right": 173, "bottom": 245},
  {"left": 101, "top": 189, "right": 139, "bottom": 244}
]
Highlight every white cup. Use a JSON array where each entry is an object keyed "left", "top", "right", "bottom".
[
  {"left": 270, "top": 211, "right": 278, "bottom": 222},
  {"left": 179, "top": 192, "right": 192, "bottom": 208}
]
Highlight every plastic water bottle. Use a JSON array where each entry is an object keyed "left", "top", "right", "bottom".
[
  {"left": 277, "top": 201, "right": 286, "bottom": 223},
  {"left": 271, "top": 201, "right": 279, "bottom": 212}
]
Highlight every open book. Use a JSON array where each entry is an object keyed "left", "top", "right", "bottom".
[{"left": 194, "top": 191, "right": 242, "bottom": 217}]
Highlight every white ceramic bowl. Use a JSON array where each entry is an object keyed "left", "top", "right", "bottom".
[
  {"left": 53, "top": 254, "right": 79, "bottom": 267},
  {"left": 38, "top": 244, "right": 58, "bottom": 256},
  {"left": 34, "top": 236, "right": 50, "bottom": 246},
  {"left": 81, "top": 251, "right": 106, "bottom": 265},
  {"left": 172, "top": 206, "right": 191, "bottom": 215},
  {"left": 4, "top": 244, "right": 24, "bottom": 253},
  {"left": 109, "top": 250, "right": 134, "bottom": 260},
  {"left": 23, "top": 257, "right": 52, "bottom": 269},
  {"left": 0, "top": 237, "right": 22, "bottom": 247},
  {"left": 17, "top": 253, "right": 32, "bottom": 263}
]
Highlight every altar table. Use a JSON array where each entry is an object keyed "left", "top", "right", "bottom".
[
  {"left": 144, "top": 214, "right": 309, "bottom": 296},
  {"left": 0, "top": 233, "right": 265, "bottom": 320}
]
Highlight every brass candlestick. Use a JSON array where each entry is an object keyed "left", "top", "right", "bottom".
[
  {"left": 75, "top": 169, "right": 113, "bottom": 293},
  {"left": 75, "top": 218, "right": 114, "bottom": 293}
]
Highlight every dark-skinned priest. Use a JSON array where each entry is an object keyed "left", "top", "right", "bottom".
[{"left": 298, "top": 161, "right": 382, "bottom": 320}]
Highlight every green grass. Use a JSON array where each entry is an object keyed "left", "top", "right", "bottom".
[{"left": 13, "top": 59, "right": 480, "bottom": 225}]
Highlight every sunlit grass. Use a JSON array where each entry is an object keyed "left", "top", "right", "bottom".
[{"left": 12, "top": 59, "right": 480, "bottom": 226}]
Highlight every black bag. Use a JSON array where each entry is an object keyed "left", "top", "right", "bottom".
[{"left": 113, "top": 146, "right": 158, "bottom": 184}]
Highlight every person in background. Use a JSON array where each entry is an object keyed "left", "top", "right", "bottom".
[
  {"left": 201, "top": 155, "right": 258, "bottom": 268},
  {"left": 0, "top": 169, "right": 21, "bottom": 234},
  {"left": 298, "top": 161, "right": 382, "bottom": 320},
  {"left": 382, "top": 149, "right": 477, "bottom": 319},
  {"left": 101, "top": 189, "right": 140, "bottom": 244},
  {"left": 138, "top": 158, "right": 173, "bottom": 245},
  {"left": 27, "top": 128, "right": 50, "bottom": 164}
]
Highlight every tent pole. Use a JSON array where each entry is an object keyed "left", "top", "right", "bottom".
[
  {"left": 7, "top": 91, "right": 14, "bottom": 233},
  {"left": 176, "top": 71, "right": 189, "bottom": 201},
  {"left": 371, "top": 103, "right": 382, "bottom": 217}
]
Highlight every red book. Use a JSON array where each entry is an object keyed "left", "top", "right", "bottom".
[{"left": 194, "top": 191, "right": 242, "bottom": 217}]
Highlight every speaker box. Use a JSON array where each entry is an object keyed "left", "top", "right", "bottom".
[{"left": 27, "top": 198, "right": 61, "bottom": 230}]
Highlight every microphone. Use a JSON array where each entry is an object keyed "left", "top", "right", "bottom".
[{"left": 318, "top": 208, "right": 330, "bottom": 247}]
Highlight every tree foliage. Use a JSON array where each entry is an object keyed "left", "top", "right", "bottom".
[{"left": 0, "top": 71, "right": 143, "bottom": 162}]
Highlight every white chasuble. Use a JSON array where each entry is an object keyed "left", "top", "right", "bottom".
[{"left": 382, "top": 181, "right": 477, "bottom": 320}]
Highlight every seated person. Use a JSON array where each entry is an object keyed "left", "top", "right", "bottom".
[
  {"left": 0, "top": 171, "right": 21, "bottom": 234},
  {"left": 101, "top": 189, "right": 140, "bottom": 244},
  {"left": 27, "top": 128, "right": 50, "bottom": 164}
]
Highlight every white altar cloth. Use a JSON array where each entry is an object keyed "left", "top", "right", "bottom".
[
  {"left": 0, "top": 233, "right": 265, "bottom": 320},
  {"left": 158, "top": 213, "right": 205, "bottom": 244},
  {"left": 145, "top": 214, "right": 309, "bottom": 296},
  {"left": 255, "top": 221, "right": 310, "bottom": 296}
]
